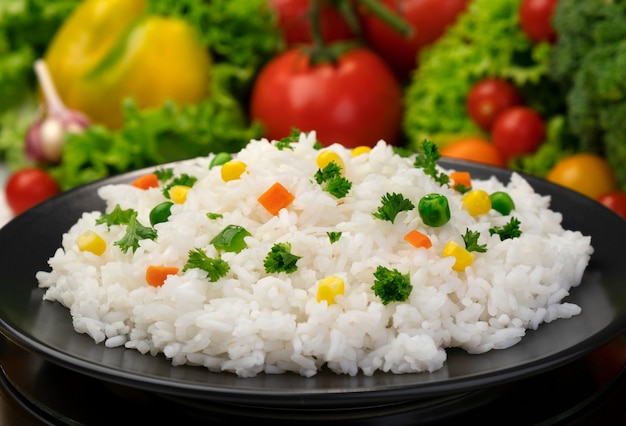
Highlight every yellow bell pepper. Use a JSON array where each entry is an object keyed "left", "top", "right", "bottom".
[{"left": 43, "top": 0, "right": 211, "bottom": 129}]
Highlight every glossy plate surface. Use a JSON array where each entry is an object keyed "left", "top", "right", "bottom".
[{"left": 0, "top": 159, "right": 624, "bottom": 408}]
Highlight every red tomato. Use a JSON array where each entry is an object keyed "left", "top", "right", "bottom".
[
  {"left": 359, "top": 0, "right": 470, "bottom": 81},
  {"left": 268, "top": 0, "right": 355, "bottom": 46},
  {"left": 249, "top": 47, "right": 403, "bottom": 148},
  {"left": 519, "top": 0, "right": 558, "bottom": 44},
  {"left": 466, "top": 78, "right": 523, "bottom": 131},
  {"left": 5, "top": 167, "right": 60, "bottom": 215},
  {"left": 491, "top": 106, "right": 546, "bottom": 163},
  {"left": 596, "top": 192, "right": 626, "bottom": 219}
]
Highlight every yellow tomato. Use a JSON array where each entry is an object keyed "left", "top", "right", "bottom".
[{"left": 546, "top": 153, "right": 618, "bottom": 199}]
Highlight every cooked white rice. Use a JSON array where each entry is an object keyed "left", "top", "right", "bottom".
[{"left": 36, "top": 132, "right": 593, "bottom": 378}]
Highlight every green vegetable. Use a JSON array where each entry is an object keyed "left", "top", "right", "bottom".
[
  {"left": 211, "top": 224, "right": 251, "bottom": 253},
  {"left": 373, "top": 192, "right": 415, "bottom": 224},
  {"left": 403, "top": 0, "right": 555, "bottom": 148},
  {"left": 371, "top": 266, "right": 412, "bottom": 305},
  {"left": 183, "top": 248, "right": 230, "bottom": 282},
  {"left": 489, "top": 191, "right": 515, "bottom": 215},
  {"left": 264, "top": 242, "right": 301, "bottom": 274},
  {"left": 314, "top": 161, "right": 352, "bottom": 199},
  {"left": 209, "top": 152, "right": 233, "bottom": 169},
  {"left": 462, "top": 229, "right": 487, "bottom": 253},
  {"left": 418, "top": 194, "right": 451, "bottom": 227},
  {"left": 548, "top": 0, "right": 626, "bottom": 190},
  {"left": 413, "top": 140, "right": 449, "bottom": 185},
  {"left": 327, "top": 231, "right": 342, "bottom": 243},
  {"left": 96, "top": 204, "right": 157, "bottom": 253},
  {"left": 206, "top": 212, "right": 224, "bottom": 220},
  {"left": 489, "top": 217, "right": 522, "bottom": 240},
  {"left": 149, "top": 201, "right": 174, "bottom": 226}
]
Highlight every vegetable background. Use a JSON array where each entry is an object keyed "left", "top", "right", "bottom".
[{"left": 1, "top": 0, "right": 625, "bottom": 202}]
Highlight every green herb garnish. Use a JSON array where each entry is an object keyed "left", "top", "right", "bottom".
[
  {"left": 315, "top": 162, "right": 352, "bottom": 199},
  {"left": 183, "top": 248, "right": 230, "bottom": 282},
  {"left": 413, "top": 140, "right": 450, "bottom": 186},
  {"left": 489, "top": 217, "right": 522, "bottom": 240},
  {"left": 371, "top": 266, "right": 413, "bottom": 305},
  {"left": 96, "top": 204, "right": 156, "bottom": 253},
  {"left": 373, "top": 192, "right": 415, "bottom": 223},
  {"left": 327, "top": 231, "right": 342, "bottom": 243},
  {"left": 463, "top": 229, "right": 487, "bottom": 253},
  {"left": 264, "top": 243, "right": 301, "bottom": 274}
]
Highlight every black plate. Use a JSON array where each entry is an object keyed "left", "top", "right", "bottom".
[{"left": 0, "top": 159, "right": 625, "bottom": 408}]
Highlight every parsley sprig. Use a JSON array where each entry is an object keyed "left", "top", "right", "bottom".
[
  {"left": 373, "top": 192, "right": 415, "bottom": 223},
  {"left": 183, "top": 248, "right": 230, "bottom": 282},
  {"left": 264, "top": 243, "right": 301, "bottom": 274},
  {"left": 413, "top": 140, "right": 449, "bottom": 186},
  {"left": 489, "top": 217, "right": 522, "bottom": 240},
  {"left": 315, "top": 162, "right": 352, "bottom": 198},
  {"left": 96, "top": 204, "right": 157, "bottom": 253},
  {"left": 371, "top": 266, "right": 413, "bottom": 305},
  {"left": 462, "top": 229, "right": 487, "bottom": 253}
]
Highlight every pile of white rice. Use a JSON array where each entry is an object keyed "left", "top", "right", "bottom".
[{"left": 37, "top": 132, "right": 593, "bottom": 378}]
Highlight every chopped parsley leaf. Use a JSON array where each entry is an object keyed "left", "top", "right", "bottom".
[
  {"left": 264, "top": 243, "right": 301, "bottom": 274},
  {"left": 183, "top": 248, "right": 230, "bottom": 282},
  {"left": 371, "top": 266, "right": 413, "bottom": 305},
  {"left": 463, "top": 229, "right": 487, "bottom": 253},
  {"left": 373, "top": 192, "right": 415, "bottom": 223},
  {"left": 489, "top": 217, "right": 522, "bottom": 240}
]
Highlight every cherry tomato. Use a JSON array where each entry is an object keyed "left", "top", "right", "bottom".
[
  {"left": 249, "top": 47, "right": 403, "bottom": 148},
  {"left": 466, "top": 78, "right": 523, "bottom": 131},
  {"left": 359, "top": 0, "right": 470, "bottom": 81},
  {"left": 439, "top": 136, "right": 505, "bottom": 167},
  {"left": 5, "top": 167, "right": 60, "bottom": 215},
  {"left": 491, "top": 106, "right": 546, "bottom": 163},
  {"left": 519, "top": 0, "right": 558, "bottom": 44},
  {"left": 596, "top": 192, "right": 626, "bottom": 219},
  {"left": 546, "top": 153, "right": 618, "bottom": 199},
  {"left": 268, "top": 0, "right": 355, "bottom": 46}
]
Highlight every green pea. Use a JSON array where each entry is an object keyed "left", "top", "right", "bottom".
[
  {"left": 209, "top": 152, "right": 233, "bottom": 169},
  {"left": 211, "top": 224, "right": 252, "bottom": 253},
  {"left": 418, "top": 193, "right": 451, "bottom": 227},
  {"left": 490, "top": 191, "right": 515, "bottom": 215},
  {"left": 149, "top": 201, "right": 174, "bottom": 226}
]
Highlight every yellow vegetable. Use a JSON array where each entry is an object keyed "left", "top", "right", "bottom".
[
  {"left": 442, "top": 241, "right": 474, "bottom": 271},
  {"left": 351, "top": 146, "right": 371, "bottom": 156},
  {"left": 316, "top": 150, "right": 345, "bottom": 174},
  {"left": 77, "top": 230, "right": 107, "bottom": 255},
  {"left": 44, "top": 0, "right": 211, "bottom": 129},
  {"left": 316, "top": 275, "right": 345, "bottom": 305},
  {"left": 221, "top": 160, "right": 247, "bottom": 182},
  {"left": 462, "top": 189, "right": 492, "bottom": 216},
  {"left": 169, "top": 185, "right": 191, "bottom": 204}
]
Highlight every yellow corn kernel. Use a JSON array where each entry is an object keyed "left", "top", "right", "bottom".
[
  {"left": 169, "top": 185, "right": 191, "bottom": 204},
  {"left": 462, "top": 189, "right": 492, "bottom": 216},
  {"left": 316, "top": 275, "right": 345, "bottom": 305},
  {"left": 316, "top": 150, "right": 344, "bottom": 174},
  {"left": 442, "top": 241, "right": 474, "bottom": 271},
  {"left": 351, "top": 146, "right": 371, "bottom": 157},
  {"left": 221, "top": 160, "right": 247, "bottom": 182},
  {"left": 77, "top": 230, "right": 107, "bottom": 256}
]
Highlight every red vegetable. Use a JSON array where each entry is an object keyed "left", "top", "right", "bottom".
[
  {"left": 491, "top": 106, "right": 546, "bottom": 163},
  {"left": 268, "top": 0, "right": 355, "bottom": 46},
  {"left": 359, "top": 0, "right": 470, "bottom": 81},
  {"left": 250, "top": 47, "right": 402, "bottom": 148},
  {"left": 519, "top": 0, "right": 558, "bottom": 44},
  {"left": 258, "top": 182, "right": 295, "bottom": 216},
  {"left": 5, "top": 167, "right": 60, "bottom": 215},
  {"left": 596, "top": 192, "right": 626, "bottom": 220},
  {"left": 132, "top": 173, "right": 159, "bottom": 190},
  {"left": 466, "top": 78, "right": 523, "bottom": 131},
  {"left": 145, "top": 265, "right": 179, "bottom": 287}
]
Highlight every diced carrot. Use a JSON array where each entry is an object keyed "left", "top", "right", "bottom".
[
  {"left": 145, "top": 265, "right": 179, "bottom": 287},
  {"left": 258, "top": 182, "right": 295, "bottom": 215},
  {"left": 449, "top": 171, "right": 471, "bottom": 191},
  {"left": 404, "top": 230, "right": 432, "bottom": 249},
  {"left": 132, "top": 173, "right": 159, "bottom": 190}
]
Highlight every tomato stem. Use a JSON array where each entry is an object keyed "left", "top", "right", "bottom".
[{"left": 356, "top": 0, "right": 413, "bottom": 37}]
